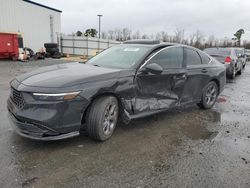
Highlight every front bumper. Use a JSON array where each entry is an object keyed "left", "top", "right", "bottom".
[
  {"left": 8, "top": 111, "right": 80, "bottom": 141},
  {"left": 7, "top": 89, "right": 89, "bottom": 141}
]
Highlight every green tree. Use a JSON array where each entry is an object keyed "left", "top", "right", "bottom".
[
  {"left": 84, "top": 29, "right": 98, "bottom": 37},
  {"left": 76, "top": 30, "right": 82, "bottom": 36},
  {"left": 232, "top": 29, "right": 245, "bottom": 46}
]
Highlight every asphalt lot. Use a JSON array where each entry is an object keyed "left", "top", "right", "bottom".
[{"left": 0, "top": 59, "right": 249, "bottom": 188}]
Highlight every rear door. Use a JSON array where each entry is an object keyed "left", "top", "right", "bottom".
[
  {"left": 181, "top": 47, "right": 211, "bottom": 104},
  {"left": 134, "top": 46, "right": 187, "bottom": 114}
]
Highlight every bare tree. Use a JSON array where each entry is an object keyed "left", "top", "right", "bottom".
[
  {"left": 160, "top": 31, "right": 168, "bottom": 42},
  {"left": 207, "top": 35, "right": 215, "bottom": 47},
  {"left": 101, "top": 32, "right": 108, "bottom": 39},
  {"left": 73, "top": 27, "right": 250, "bottom": 48},
  {"left": 114, "top": 29, "right": 122, "bottom": 41},
  {"left": 155, "top": 32, "right": 161, "bottom": 41},
  {"left": 132, "top": 31, "right": 141, "bottom": 39},
  {"left": 173, "top": 28, "right": 184, "bottom": 43},
  {"left": 194, "top": 30, "right": 205, "bottom": 48},
  {"left": 122, "top": 28, "right": 132, "bottom": 41},
  {"left": 189, "top": 33, "right": 196, "bottom": 46},
  {"left": 150, "top": 34, "right": 155, "bottom": 40},
  {"left": 142, "top": 34, "right": 149, "bottom": 39},
  {"left": 108, "top": 30, "right": 115, "bottom": 40}
]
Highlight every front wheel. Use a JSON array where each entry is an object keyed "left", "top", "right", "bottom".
[
  {"left": 198, "top": 81, "right": 219, "bottom": 109},
  {"left": 86, "top": 96, "right": 119, "bottom": 141}
]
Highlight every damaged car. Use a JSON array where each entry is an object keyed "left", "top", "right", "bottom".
[{"left": 7, "top": 40, "right": 226, "bottom": 141}]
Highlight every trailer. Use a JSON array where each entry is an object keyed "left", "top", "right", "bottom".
[{"left": 0, "top": 33, "right": 19, "bottom": 60}]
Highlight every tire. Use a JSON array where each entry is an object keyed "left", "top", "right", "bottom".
[
  {"left": 11, "top": 56, "right": 18, "bottom": 61},
  {"left": 52, "top": 52, "right": 61, "bottom": 59},
  {"left": 229, "top": 66, "right": 236, "bottom": 79},
  {"left": 242, "top": 61, "right": 247, "bottom": 69},
  {"left": 198, "top": 81, "right": 219, "bottom": 109},
  {"left": 238, "top": 66, "right": 242, "bottom": 75},
  {"left": 86, "top": 96, "right": 119, "bottom": 141},
  {"left": 44, "top": 43, "right": 58, "bottom": 49},
  {"left": 45, "top": 52, "right": 51, "bottom": 58},
  {"left": 45, "top": 48, "right": 59, "bottom": 54}
]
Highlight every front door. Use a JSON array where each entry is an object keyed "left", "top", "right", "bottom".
[{"left": 134, "top": 46, "right": 187, "bottom": 114}]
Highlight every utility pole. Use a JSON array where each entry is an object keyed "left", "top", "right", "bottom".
[{"left": 97, "top": 14, "right": 103, "bottom": 39}]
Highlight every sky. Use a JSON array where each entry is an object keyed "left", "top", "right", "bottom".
[{"left": 36, "top": 0, "right": 250, "bottom": 40}]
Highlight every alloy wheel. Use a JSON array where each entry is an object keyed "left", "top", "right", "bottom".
[
  {"left": 103, "top": 103, "right": 118, "bottom": 135},
  {"left": 205, "top": 84, "right": 218, "bottom": 106}
]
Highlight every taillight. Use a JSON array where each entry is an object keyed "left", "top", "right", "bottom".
[{"left": 225, "top": 56, "right": 231, "bottom": 64}]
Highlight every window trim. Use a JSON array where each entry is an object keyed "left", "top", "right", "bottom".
[{"left": 139, "top": 46, "right": 184, "bottom": 70}]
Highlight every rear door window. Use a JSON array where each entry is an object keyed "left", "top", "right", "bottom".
[
  {"left": 184, "top": 48, "right": 202, "bottom": 66},
  {"left": 199, "top": 52, "right": 211, "bottom": 64}
]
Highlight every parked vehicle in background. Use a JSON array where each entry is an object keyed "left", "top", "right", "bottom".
[
  {"left": 44, "top": 43, "right": 61, "bottom": 58},
  {"left": 204, "top": 48, "right": 242, "bottom": 79},
  {"left": 245, "top": 49, "right": 250, "bottom": 62},
  {"left": 0, "top": 32, "right": 19, "bottom": 60},
  {"left": 234, "top": 48, "right": 247, "bottom": 69},
  {"left": 7, "top": 40, "right": 226, "bottom": 141}
]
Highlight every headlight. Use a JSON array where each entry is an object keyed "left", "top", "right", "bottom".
[{"left": 32, "top": 91, "right": 81, "bottom": 101}]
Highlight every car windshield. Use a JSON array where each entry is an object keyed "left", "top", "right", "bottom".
[
  {"left": 87, "top": 45, "right": 150, "bottom": 69},
  {"left": 204, "top": 48, "right": 231, "bottom": 56}
]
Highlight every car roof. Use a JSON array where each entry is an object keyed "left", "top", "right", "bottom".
[
  {"left": 123, "top": 39, "right": 161, "bottom": 45},
  {"left": 122, "top": 40, "right": 184, "bottom": 49},
  {"left": 204, "top": 47, "right": 231, "bottom": 50}
]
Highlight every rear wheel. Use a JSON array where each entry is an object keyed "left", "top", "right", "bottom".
[
  {"left": 198, "top": 81, "right": 218, "bottom": 109},
  {"left": 86, "top": 96, "right": 119, "bottom": 141},
  {"left": 238, "top": 66, "right": 242, "bottom": 75},
  {"left": 229, "top": 66, "right": 236, "bottom": 79}
]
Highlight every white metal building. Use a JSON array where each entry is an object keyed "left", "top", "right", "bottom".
[{"left": 0, "top": 0, "right": 61, "bottom": 52}]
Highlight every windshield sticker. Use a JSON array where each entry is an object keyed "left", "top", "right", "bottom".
[{"left": 124, "top": 48, "right": 140, "bottom": 52}]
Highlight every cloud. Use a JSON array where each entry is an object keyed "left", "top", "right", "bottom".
[{"left": 36, "top": 0, "right": 250, "bottom": 40}]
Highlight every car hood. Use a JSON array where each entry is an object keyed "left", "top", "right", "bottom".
[{"left": 16, "top": 62, "right": 121, "bottom": 88}]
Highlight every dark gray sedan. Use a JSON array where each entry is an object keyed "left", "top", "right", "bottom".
[
  {"left": 204, "top": 47, "right": 243, "bottom": 79},
  {"left": 7, "top": 40, "right": 226, "bottom": 141}
]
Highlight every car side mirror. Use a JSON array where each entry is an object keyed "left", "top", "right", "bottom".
[{"left": 142, "top": 63, "right": 163, "bottom": 75}]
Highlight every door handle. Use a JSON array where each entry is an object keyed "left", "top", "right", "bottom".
[{"left": 201, "top": 68, "right": 208, "bottom": 73}]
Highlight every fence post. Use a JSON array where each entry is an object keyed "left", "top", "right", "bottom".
[
  {"left": 86, "top": 37, "right": 88, "bottom": 58},
  {"left": 60, "top": 33, "right": 63, "bottom": 54},
  {"left": 98, "top": 38, "right": 100, "bottom": 53},
  {"left": 72, "top": 35, "right": 75, "bottom": 55}
]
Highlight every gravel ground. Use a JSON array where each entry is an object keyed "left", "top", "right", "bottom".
[{"left": 0, "top": 59, "right": 249, "bottom": 188}]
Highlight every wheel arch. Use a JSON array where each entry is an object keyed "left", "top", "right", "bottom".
[
  {"left": 81, "top": 92, "right": 124, "bottom": 126},
  {"left": 209, "top": 78, "right": 220, "bottom": 92}
]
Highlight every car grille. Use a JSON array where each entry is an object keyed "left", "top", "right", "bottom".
[{"left": 10, "top": 87, "right": 25, "bottom": 109}]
